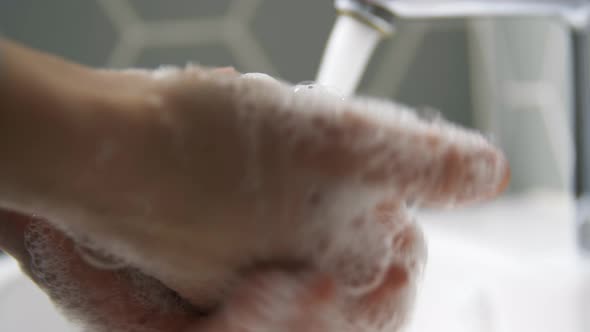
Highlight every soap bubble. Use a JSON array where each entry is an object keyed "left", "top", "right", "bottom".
[
  {"left": 241, "top": 72, "right": 276, "bottom": 82},
  {"left": 293, "top": 81, "right": 343, "bottom": 99}
]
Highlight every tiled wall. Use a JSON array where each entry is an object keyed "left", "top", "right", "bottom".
[{"left": 469, "top": 18, "right": 573, "bottom": 191}]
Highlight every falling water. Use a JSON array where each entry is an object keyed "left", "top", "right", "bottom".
[{"left": 316, "top": 15, "right": 383, "bottom": 96}]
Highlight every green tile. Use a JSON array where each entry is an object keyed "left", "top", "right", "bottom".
[
  {"left": 252, "top": 0, "right": 335, "bottom": 83},
  {"left": 0, "top": 0, "right": 117, "bottom": 67},
  {"left": 129, "top": 0, "right": 231, "bottom": 21},
  {"left": 391, "top": 20, "right": 474, "bottom": 127}
]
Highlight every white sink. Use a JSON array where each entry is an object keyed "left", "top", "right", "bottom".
[
  {"left": 0, "top": 192, "right": 588, "bottom": 332},
  {"left": 410, "top": 191, "right": 589, "bottom": 332}
]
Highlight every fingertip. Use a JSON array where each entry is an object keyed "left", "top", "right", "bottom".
[
  {"left": 420, "top": 141, "right": 511, "bottom": 207},
  {"left": 356, "top": 264, "right": 409, "bottom": 310},
  {"left": 341, "top": 262, "right": 417, "bottom": 331},
  {"left": 496, "top": 156, "right": 511, "bottom": 195},
  {"left": 303, "top": 274, "right": 336, "bottom": 306},
  {"left": 468, "top": 148, "right": 511, "bottom": 203}
]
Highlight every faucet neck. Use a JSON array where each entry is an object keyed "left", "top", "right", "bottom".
[{"left": 335, "top": 0, "right": 397, "bottom": 36}]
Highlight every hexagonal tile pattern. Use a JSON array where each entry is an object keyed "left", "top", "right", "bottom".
[
  {"left": 0, "top": 0, "right": 117, "bottom": 66},
  {"left": 129, "top": 0, "right": 232, "bottom": 21},
  {"left": 136, "top": 44, "right": 236, "bottom": 69},
  {"left": 498, "top": 19, "right": 551, "bottom": 81},
  {"left": 501, "top": 109, "right": 563, "bottom": 189},
  {"left": 252, "top": 0, "right": 335, "bottom": 83},
  {"left": 392, "top": 20, "right": 474, "bottom": 127}
]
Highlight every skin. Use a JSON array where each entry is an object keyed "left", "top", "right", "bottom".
[{"left": 0, "top": 39, "right": 510, "bottom": 331}]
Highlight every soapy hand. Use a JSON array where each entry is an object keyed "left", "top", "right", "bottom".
[{"left": 0, "top": 40, "right": 509, "bottom": 331}]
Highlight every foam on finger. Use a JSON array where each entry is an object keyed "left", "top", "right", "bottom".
[
  {"left": 224, "top": 72, "right": 509, "bottom": 207},
  {"left": 23, "top": 219, "right": 196, "bottom": 332}
]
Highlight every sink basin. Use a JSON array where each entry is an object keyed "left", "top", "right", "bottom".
[
  {"left": 0, "top": 192, "right": 587, "bottom": 332},
  {"left": 410, "top": 191, "right": 589, "bottom": 332}
]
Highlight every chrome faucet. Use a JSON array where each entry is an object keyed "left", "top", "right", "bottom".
[
  {"left": 320, "top": 0, "right": 590, "bottom": 254},
  {"left": 335, "top": 0, "right": 590, "bottom": 27}
]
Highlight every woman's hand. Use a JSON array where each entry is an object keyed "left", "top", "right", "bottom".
[{"left": 0, "top": 39, "right": 509, "bottom": 331}]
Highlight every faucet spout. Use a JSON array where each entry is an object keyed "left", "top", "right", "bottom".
[{"left": 366, "top": 0, "right": 590, "bottom": 29}]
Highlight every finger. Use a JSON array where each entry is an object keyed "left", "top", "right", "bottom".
[
  {"left": 192, "top": 270, "right": 335, "bottom": 332},
  {"left": 19, "top": 218, "right": 199, "bottom": 332},
  {"left": 191, "top": 73, "right": 509, "bottom": 207},
  {"left": 311, "top": 199, "right": 404, "bottom": 294},
  {"left": 345, "top": 222, "right": 425, "bottom": 331},
  {"left": 282, "top": 94, "right": 510, "bottom": 207},
  {"left": 350, "top": 265, "right": 415, "bottom": 331}
]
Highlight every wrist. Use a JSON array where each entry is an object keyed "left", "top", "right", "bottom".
[
  {"left": 0, "top": 39, "right": 96, "bottom": 111},
  {"left": 0, "top": 39, "right": 122, "bottom": 214}
]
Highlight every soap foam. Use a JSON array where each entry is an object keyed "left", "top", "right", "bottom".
[
  {"left": 24, "top": 220, "right": 191, "bottom": 332},
  {"left": 74, "top": 243, "right": 128, "bottom": 271}
]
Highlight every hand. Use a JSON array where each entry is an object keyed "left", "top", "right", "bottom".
[{"left": 0, "top": 40, "right": 509, "bottom": 331}]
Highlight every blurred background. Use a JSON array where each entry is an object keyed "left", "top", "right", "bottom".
[{"left": 0, "top": 1, "right": 586, "bottom": 331}]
